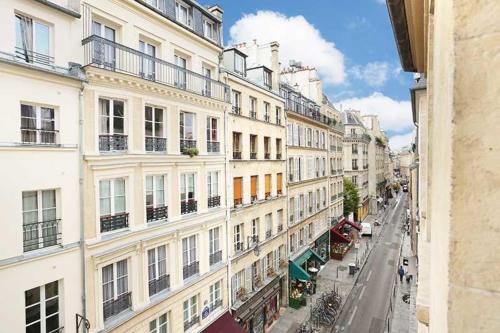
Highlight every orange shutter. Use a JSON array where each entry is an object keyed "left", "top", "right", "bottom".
[
  {"left": 277, "top": 173, "right": 282, "bottom": 193},
  {"left": 251, "top": 176, "right": 258, "bottom": 196},
  {"left": 265, "top": 174, "right": 271, "bottom": 194},
  {"left": 234, "top": 177, "right": 242, "bottom": 201}
]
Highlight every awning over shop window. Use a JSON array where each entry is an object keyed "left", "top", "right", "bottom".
[
  {"left": 315, "top": 231, "right": 330, "bottom": 245},
  {"left": 289, "top": 260, "right": 310, "bottom": 281},
  {"left": 202, "top": 312, "right": 246, "bottom": 333}
]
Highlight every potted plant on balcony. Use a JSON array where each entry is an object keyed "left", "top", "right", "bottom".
[
  {"left": 184, "top": 147, "right": 199, "bottom": 157},
  {"left": 268, "top": 267, "right": 277, "bottom": 277},
  {"left": 255, "top": 275, "right": 263, "bottom": 288},
  {"left": 237, "top": 287, "right": 248, "bottom": 301},
  {"left": 279, "top": 258, "right": 287, "bottom": 268}
]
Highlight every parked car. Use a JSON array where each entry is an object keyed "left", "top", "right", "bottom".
[{"left": 360, "top": 222, "right": 372, "bottom": 237}]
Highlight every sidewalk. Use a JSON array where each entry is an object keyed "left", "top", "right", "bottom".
[
  {"left": 270, "top": 208, "right": 391, "bottom": 333},
  {"left": 390, "top": 231, "right": 418, "bottom": 333}
]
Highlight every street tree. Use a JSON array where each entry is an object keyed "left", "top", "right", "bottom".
[{"left": 343, "top": 177, "right": 360, "bottom": 217}]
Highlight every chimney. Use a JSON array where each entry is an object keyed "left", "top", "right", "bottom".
[
  {"left": 207, "top": 5, "right": 223, "bottom": 20},
  {"left": 270, "top": 41, "right": 280, "bottom": 91}
]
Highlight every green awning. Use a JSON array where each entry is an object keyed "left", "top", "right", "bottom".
[
  {"left": 294, "top": 248, "right": 327, "bottom": 266},
  {"left": 289, "top": 260, "right": 310, "bottom": 281},
  {"left": 310, "top": 248, "right": 327, "bottom": 265},
  {"left": 315, "top": 231, "right": 330, "bottom": 245}
]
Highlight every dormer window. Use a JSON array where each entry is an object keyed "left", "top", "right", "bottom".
[
  {"left": 263, "top": 69, "right": 272, "bottom": 89},
  {"left": 176, "top": 1, "right": 192, "bottom": 27},
  {"left": 203, "top": 19, "right": 216, "bottom": 41},
  {"left": 234, "top": 53, "right": 245, "bottom": 76}
]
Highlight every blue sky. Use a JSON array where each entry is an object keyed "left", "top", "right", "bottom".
[{"left": 203, "top": 0, "right": 415, "bottom": 149}]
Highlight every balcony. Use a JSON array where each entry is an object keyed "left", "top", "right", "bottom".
[
  {"left": 250, "top": 152, "right": 257, "bottom": 159},
  {"left": 250, "top": 111, "right": 257, "bottom": 119},
  {"left": 266, "top": 230, "right": 272, "bottom": 239},
  {"left": 276, "top": 153, "right": 282, "bottom": 160},
  {"left": 289, "top": 174, "right": 294, "bottom": 182},
  {"left": 330, "top": 145, "right": 335, "bottom": 152},
  {"left": 209, "top": 250, "right": 223, "bottom": 265},
  {"left": 146, "top": 205, "right": 168, "bottom": 222},
  {"left": 99, "top": 134, "right": 128, "bottom": 152},
  {"left": 234, "top": 241, "right": 244, "bottom": 253},
  {"left": 264, "top": 153, "right": 270, "bottom": 160},
  {"left": 183, "top": 261, "right": 200, "bottom": 280},
  {"left": 23, "top": 219, "right": 61, "bottom": 252},
  {"left": 184, "top": 315, "right": 200, "bottom": 331},
  {"left": 145, "top": 136, "right": 166, "bottom": 152},
  {"left": 208, "top": 195, "right": 221, "bottom": 208},
  {"left": 100, "top": 213, "right": 129, "bottom": 233},
  {"left": 337, "top": 169, "right": 343, "bottom": 174},
  {"left": 148, "top": 274, "right": 170, "bottom": 296},
  {"left": 209, "top": 299, "right": 223, "bottom": 312},
  {"left": 331, "top": 169, "right": 336, "bottom": 175},
  {"left": 82, "top": 35, "right": 229, "bottom": 102},
  {"left": 337, "top": 146, "right": 343, "bottom": 152},
  {"left": 277, "top": 224, "right": 283, "bottom": 232},
  {"left": 181, "top": 200, "right": 197, "bottom": 215},
  {"left": 180, "top": 139, "right": 197, "bottom": 154},
  {"left": 331, "top": 195, "right": 336, "bottom": 202},
  {"left": 103, "top": 292, "right": 131, "bottom": 321},
  {"left": 264, "top": 115, "right": 270, "bottom": 122},
  {"left": 207, "top": 141, "right": 220, "bottom": 153},
  {"left": 353, "top": 166, "right": 359, "bottom": 170},
  {"left": 232, "top": 106, "right": 241, "bottom": 115},
  {"left": 251, "top": 195, "right": 258, "bottom": 203},
  {"left": 352, "top": 150, "right": 358, "bottom": 154},
  {"left": 21, "top": 128, "right": 58, "bottom": 145},
  {"left": 233, "top": 151, "right": 242, "bottom": 159},
  {"left": 364, "top": 164, "right": 369, "bottom": 169},
  {"left": 277, "top": 189, "right": 282, "bottom": 195}
]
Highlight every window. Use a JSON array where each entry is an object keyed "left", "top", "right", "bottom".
[
  {"left": 203, "top": 19, "right": 216, "bottom": 41},
  {"left": 264, "top": 102, "right": 270, "bottom": 121},
  {"left": 352, "top": 159, "right": 358, "bottom": 170},
  {"left": 100, "top": 178, "right": 128, "bottom": 232},
  {"left": 102, "top": 259, "right": 129, "bottom": 321},
  {"left": 20, "top": 104, "right": 56, "bottom": 144},
  {"left": 251, "top": 218, "right": 259, "bottom": 244},
  {"left": 352, "top": 144, "right": 358, "bottom": 154},
  {"left": 276, "top": 138, "right": 282, "bottom": 158},
  {"left": 263, "top": 69, "right": 272, "bottom": 89},
  {"left": 250, "top": 175, "right": 258, "bottom": 202},
  {"left": 209, "top": 280, "right": 222, "bottom": 311},
  {"left": 232, "top": 269, "right": 245, "bottom": 300},
  {"left": 139, "top": 41, "right": 156, "bottom": 79},
  {"left": 92, "top": 21, "right": 116, "bottom": 67},
  {"left": 234, "top": 53, "right": 245, "bottom": 75},
  {"left": 202, "top": 66, "right": 212, "bottom": 96},
  {"left": 277, "top": 209, "right": 283, "bottom": 231},
  {"left": 234, "top": 224, "right": 244, "bottom": 252},
  {"left": 298, "top": 194, "right": 304, "bottom": 218},
  {"left": 232, "top": 132, "right": 242, "bottom": 159},
  {"left": 180, "top": 173, "right": 196, "bottom": 214},
  {"left": 15, "top": 14, "right": 50, "bottom": 65},
  {"left": 249, "top": 97, "right": 257, "bottom": 118},
  {"left": 233, "top": 177, "right": 243, "bottom": 206},
  {"left": 209, "top": 227, "right": 221, "bottom": 265},
  {"left": 174, "top": 54, "right": 187, "bottom": 88},
  {"left": 176, "top": 1, "right": 192, "bottom": 27},
  {"left": 145, "top": 175, "right": 167, "bottom": 222},
  {"left": 250, "top": 135, "right": 258, "bottom": 159},
  {"left": 145, "top": 106, "right": 165, "bottom": 152},
  {"left": 264, "top": 137, "right": 270, "bottom": 159},
  {"left": 265, "top": 174, "right": 271, "bottom": 198},
  {"left": 25, "top": 280, "right": 60, "bottom": 333},
  {"left": 307, "top": 128, "right": 312, "bottom": 147},
  {"left": 182, "top": 235, "right": 198, "bottom": 279},
  {"left": 148, "top": 245, "right": 169, "bottom": 296},
  {"left": 207, "top": 171, "right": 220, "bottom": 208},
  {"left": 232, "top": 90, "right": 241, "bottom": 114},
  {"left": 277, "top": 173, "right": 283, "bottom": 195},
  {"left": 179, "top": 112, "right": 195, "bottom": 141},
  {"left": 183, "top": 295, "right": 199, "bottom": 330},
  {"left": 22, "top": 189, "right": 59, "bottom": 252},
  {"left": 289, "top": 197, "right": 295, "bottom": 222},
  {"left": 275, "top": 106, "right": 282, "bottom": 125},
  {"left": 206, "top": 117, "right": 219, "bottom": 153},
  {"left": 99, "top": 98, "right": 126, "bottom": 151},
  {"left": 265, "top": 213, "right": 272, "bottom": 239},
  {"left": 149, "top": 312, "right": 169, "bottom": 333}
]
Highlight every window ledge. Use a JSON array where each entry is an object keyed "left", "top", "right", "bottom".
[{"left": 0, "top": 241, "right": 79, "bottom": 268}]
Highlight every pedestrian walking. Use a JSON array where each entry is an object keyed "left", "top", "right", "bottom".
[{"left": 398, "top": 265, "right": 405, "bottom": 283}]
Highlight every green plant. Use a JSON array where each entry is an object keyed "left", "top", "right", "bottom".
[
  {"left": 343, "top": 178, "right": 360, "bottom": 217},
  {"left": 184, "top": 147, "right": 199, "bottom": 157}
]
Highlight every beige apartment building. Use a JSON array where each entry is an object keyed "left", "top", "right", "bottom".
[
  {"left": 222, "top": 41, "right": 288, "bottom": 333},
  {"left": 387, "top": 0, "right": 500, "bottom": 332},
  {"left": 0, "top": 1, "right": 85, "bottom": 332},
  {"left": 342, "top": 110, "right": 370, "bottom": 221},
  {"left": 80, "top": 1, "right": 231, "bottom": 332}
]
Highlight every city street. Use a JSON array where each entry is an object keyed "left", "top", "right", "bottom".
[{"left": 333, "top": 193, "right": 407, "bottom": 333}]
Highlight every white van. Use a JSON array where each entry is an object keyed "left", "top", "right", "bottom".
[{"left": 360, "top": 222, "right": 372, "bottom": 237}]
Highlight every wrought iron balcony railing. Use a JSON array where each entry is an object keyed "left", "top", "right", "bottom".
[
  {"left": 183, "top": 261, "right": 200, "bottom": 280},
  {"left": 277, "top": 224, "right": 283, "bottom": 232},
  {"left": 250, "top": 152, "right": 257, "bottom": 159},
  {"left": 145, "top": 137, "right": 166, "bottom": 152},
  {"left": 264, "top": 153, "right": 270, "bottom": 159},
  {"left": 234, "top": 241, "right": 244, "bottom": 253},
  {"left": 232, "top": 106, "right": 241, "bottom": 114},
  {"left": 209, "top": 250, "right": 222, "bottom": 265},
  {"left": 180, "top": 200, "right": 197, "bottom": 215},
  {"left": 100, "top": 213, "right": 129, "bottom": 233},
  {"left": 180, "top": 139, "right": 197, "bottom": 154},
  {"left": 276, "top": 118, "right": 282, "bottom": 125},
  {"left": 82, "top": 35, "right": 229, "bottom": 102},
  {"left": 23, "top": 219, "right": 61, "bottom": 252},
  {"left": 146, "top": 205, "right": 168, "bottom": 222},
  {"left": 207, "top": 141, "right": 220, "bottom": 153},
  {"left": 103, "top": 292, "right": 131, "bottom": 321},
  {"left": 251, "top": 195, "right": 258, "bottom": 203},
  {"left": 184, "top": 315, "right": 200, "bottom": 331},
  {"left": 250, "top": 111, "right": 257, "bottom": 119},
  {"left": 15, "top": 47, "right": 54, "bottom": 67},
  {"left": 264, "top": 115, "right": 270, "bottom": 122},
  {"left": 99, "top": 134, "right": 128, "bottom": 152},
  {"left": 209, "top": 299, "right": 223, "bottom": 312},
  {"left": 208, "top": 195, "right": 221, "bottom": 208},
  {"left": 21, "top": 128, "right": 58, "bottom": 145},
  {"left": 233, "top": 151, "right": 242, "bottom": 159},
  {"left": 276, "top": 153, "right": 282, "bottom": 160},
  {"left": 148, "top": 274, "right": 170, "bottom": 296},
  {"left": 233, "top": 198, "right": 242, "bottom": 206},
  {"left": 266, "top": 230, "right": 272, "bottom": 239}
]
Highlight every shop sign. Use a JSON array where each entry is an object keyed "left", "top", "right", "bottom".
[{"left": 202, "top": 306, "right": 210, "bottom": 319}]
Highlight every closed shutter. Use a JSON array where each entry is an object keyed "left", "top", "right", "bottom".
[
  {"left": 261, "top": 258, "right": 266, "bottom": 279},
  {"left": 233, "top": 177, "right": 242, "bottom": 202},
  {"left": 277, "top": 173, "right": 282, "bottom": 193},
  {"left": 251, "top": 176, "right": 258, "bottom": 197},
  {"left": 231, "top": 275, "right": 237, "bottom": 300},
  {"left": 265, "top": 174, "right": 271, "bottom": 195}
]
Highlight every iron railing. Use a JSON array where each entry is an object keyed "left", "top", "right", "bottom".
[
  {"left": 148, "top": 274, "right": 170, "bottom": 296},
  {"left": 21, "top": 128, "right": 58, "bottom": 145},
  {"left": 23, "top": 219, "right": 61, "bottom": 252},
  {"left": 232, "top": 106, "right": 241, "bottom": 114},
  {"left": 266, "top": 230, "right": 272, "bottom": 239},
  {"left": 233, "top": 151, "right": 242, "bottom": 159},
  {"left": 15, "top": 47, "right": 54, "bottom": 67},
  {"left": 276, "top": 153, "right": 282, "bottom": 160},
  {"left": 209, "top": 299, "right": 223, "bottom": 312},
  {"left": 277, "top": 225, "right": 283, "bottom": 232},
  {"left": 99, "top": 134, "right": 128, "bottom": 152},
  {"left": 180, "top": 139, "right": 196, "bottom": 154},
  {"left": 251, "top": 195, "right": 257, "bottom": 203},
  {"left": 183, "top": 261, "right": 199, "bottom": 280},
  {"left": 180, "top": 200, "right": 197, "bottom": 215},
  {"left": 209, "top": 250, "right": 222, "bottom": 265},
  {"left": 250, "top": 152, "right": 257, "bottom": 159},
  {"left": 184, "top": 315, "right": 200, "bottom": 331},
  {"left": 264, "top": 114, "right": 270, "bottom": 122},
  {"left": 146, "top": 206, "right": 168, "bottom": 222},
  {"left": 233, "top": 198, "right": 242, "bottom": 206},
  {"left": 234, "top": 241, "right": 244, "bottom": 253},
  {"left": 82, "top": 35, "right": 229, "bottom": 102},
  {"left": 100, "top": 213, "right": 129, "bottom": 233},
  {"left": 250, "top": 111, "right": 257, "bottom": 119},
  {"left": 103, "top": 292, "right": 131, "bottom": 321},
  {"left": 145, "top": 137, "right": 166, "bottom": 152},
  {"left": 264, "top": 153, "right": 270, "bottom": 159},
  {"left": 208, "top": 195, "right": 221, "bottom": 208},
  {"left": 207, "top": 141, "right": 220, "bottom": 153}
]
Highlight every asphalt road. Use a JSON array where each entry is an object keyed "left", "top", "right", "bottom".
[{"left": 333, "top": 193, "right": 407, "bottom": 333}]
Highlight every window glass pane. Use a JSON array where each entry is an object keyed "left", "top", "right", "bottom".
[
  {"left": 102, "top": 264, "right": 114, "bottom": 302},
  {"left": 45, "top": 281, "right": 58, "bottom": 299},
  {"left": 99, "top": 99, "right": 110, "bottom": 134},
  {"left": 25, "top": 287, "right": 40, "bottom": 306},
  {"left": 25, "top": 303, "right": 40, "bottom": 326},
  {"left": 22, "top": 191, "right": 38, "bottom": 224},
  {"left": 34, "top": 22, "right": 49, "bottom": 56}
]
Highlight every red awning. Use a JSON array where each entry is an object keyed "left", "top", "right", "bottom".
[
  {"left": 345, "top": 219, "right": 362, "bottom": 231},
  {"left": 330, "top": 228, "right": 350, "bottom": 243},
  {"left": 202, "top": 312, "right": 246, "bottom": 333}
]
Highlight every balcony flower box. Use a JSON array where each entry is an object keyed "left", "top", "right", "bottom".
[{"left": 331, "top": 241, "right": 352, "bottom": 261}]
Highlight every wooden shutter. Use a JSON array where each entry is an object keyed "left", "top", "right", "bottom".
[
  {"left": 265, "top": 174, "right": 271, "bottom": 195},
  {"left": 233, "top": 177, "right": 242, "bottom": 201},
  {"left": 251, "top": 176, "right": 258, "bottom": 197},
  {"left": 277, "top": 173, "right": 282, "bottom": 192}
]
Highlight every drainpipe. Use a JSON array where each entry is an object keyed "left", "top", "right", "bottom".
[{"left": 78, "top": 85, "right": 87, "bottom": 332}]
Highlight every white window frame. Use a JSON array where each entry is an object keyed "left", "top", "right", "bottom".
[
  {"left": 209, "top": 280, "right": 222, "bottom": 309},
  {"left": 179, "top": 111, "right": 195, "bottom": 140},
  {"left": 99, "top": 98, "right": 125, "bottom": 136},
  {"left": 175, "top": 1, "right": 192, "bottom": 27},
  {"left": 149, "top": 312, "right": 169, "bottom": 333},
  {"left": 206, "top": 116, "right": 218, "bottom": 142},
  {"left": 147, "top": 245, "right": 168, "bottom": 296},
  {"left": 180, "top": 172, "right": 196, "bottom": 204},
  {"left": 20, "top": 103, "right": 57, "bottom": 144},
  {"left": 145, "top": 105, "right": 165, "bottom": 139},
  {"left": 145, "top": 174, "right": 167, "bottom": 211},
  {"left": 25, "top": 281, "right": 60, "bottom": 333},
  {"left": 102, "top": 259, "right": 129, "bottom": 320},
  {"left": 203, "top": 19, "right": 216, "bottom": 41},
  {"left": 182, "top": 235, "right": 197, "bottom": 267},
  {"left": 99, "top": 178, "right": 126, "bottom": 218},
  {"left": 183, "top": 295, "right": 198, "bottom": 327},
  {"left": 209, "top": 226, "right": 220, "bottom": 256},
  {"left": 207, "top": 171, "right": 219, "bottom": 199},
  {"left": 234, "top": 223, "right": 243, "bottom": 250}
]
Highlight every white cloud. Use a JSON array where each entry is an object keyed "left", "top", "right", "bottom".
[
  {"left": 389, "top": 132, "right": 415, "bottom": 151},
  {"left": 350, "top": 62, "right": 391, "bottom": 87},
  {"left": 229, "top": 11, "right": 346, "bottom": 85},
  {"left": 337, "top": 92, "right": 413, "bottom": 133},
  {"left": 375, "top": 0, "right": 386, "bottom": 5}
]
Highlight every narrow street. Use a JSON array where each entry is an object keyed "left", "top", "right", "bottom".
[{"left": 333, "top": 193, "right": 407, "bottom": 333}]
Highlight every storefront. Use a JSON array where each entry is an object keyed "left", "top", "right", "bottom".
[
  {"left": 202, "top": 311, "right": 246, "bottom": 333},
  {"left": 288, "top": 248, "right": 326, "bottom": 308},
  {"left": 330, "top": 218, "right": 361, "bottom": 260},
  {"left": 233, "top": 276, "right": 283, "bottom": 333},
  {"left": 312, "top": 231, "right": 330, "bottom": 262}
]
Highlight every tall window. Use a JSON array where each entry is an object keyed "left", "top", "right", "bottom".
[
  {"left": 15, "top": 14, "right": 50, "bottom": 65},
  {"left": 92, "top": 21, "right": 116, "bottom": 67},
  {"left": 250, "top": 135, "right": 258, "bottom": 159},
  {"left": 207, "top": 171, "right": 220, "bottom": 208},
  {"left": 249, "top": 97, "right": 257, "bottom": 118},
  {"left": 250, "top": 175, "right": 258, "bottom": 202},
  {"left": 149, "top": 312, "right": 169, "bottom": 333},
  {"left": 275, "top": 106, "right": 282, "bottom": 125},
  {"left": 265, "top": 174, "right": 271, "bottom": 198},
  {"left": 265, "top": 213, "right": 272, "bottom": 238},
  {"left": 277, "top": 173, "right": 283, "bottom": 195},
  {"left": 289, "top": 197, "right": 295, "bottom": 222},
  {"left": 145, "top": 106, "right": 165, "bottom": 152},
  {"left": 146, "top": 175, "right": 167, "bottom": 222},
  {"left": 209, "top": 280, "right": 222, "bottom": 310},
  {"left": 206, "top": 117, "right": 219, "bottom": 153},
  {"left": 174, "top": 54, "right": 187, "bottom": 88},
  {"left": 276, "top": 138, "right": 282, "bottom": 158},
  {"left": 251, "top": 218, "right": 259, "bottom": 244},
  {"left": 102, "top": 259, "right": 129, "bottom": 321},
  {"left": 263, "top": 70, "right": 272, "bottom": 89},
  {"left": 203, "top": 19, "right": 216, "bottom": 40},
  {"left": 180, "top": 173, "right": 196, "bottom": 214},
  {"left": 209, "top": 227, "right": 221, "bottom": 265},
  {"left": 234, "top": 223, "right": 244, "bottom": 251},
  {"left": 179, "top": 112, "right": 195, "bottom": 141},
  {"left": 139, "top": 41, "right": 156, "bottom": 79},
  {"left": 25, "top": 280, "right": 60, "bottom": 333},
  {"left": 100, "top": 178, "right": 128, "bottom": 232},
  {"left": 202, "top": 66, "right": 212, "bottom": 96},
  {"left": 22, "top": 189, "right": 58, "bottom": 252},
  {"left": 233, "top": 177, "right": 243, "bottom": 206},
  {"left": 234, "top": 53, "right": 245, "bottom": 75},
  {"left": 148, "top": 245, "right": 168, "bottom": 296},
  {"left": 264, "top": 102, "right": 270, "bottom": 121},
  {"left": 232, "top": 90, "right": 241, "bottom": 113},
  {"left": 20, "top": 104, "right": 56, "bottom": 144},
  {"left": 183, "top": 295, "right": 199, "bottom": 330},
  {"left": 182, "top": 235, "right": 198, "bottom": 279},
  {"left": 99, "top": 99, "right": 126, "bottom": 151},
  {"left": 176, "top": 1, "right": 192, "bottom": 27}
]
